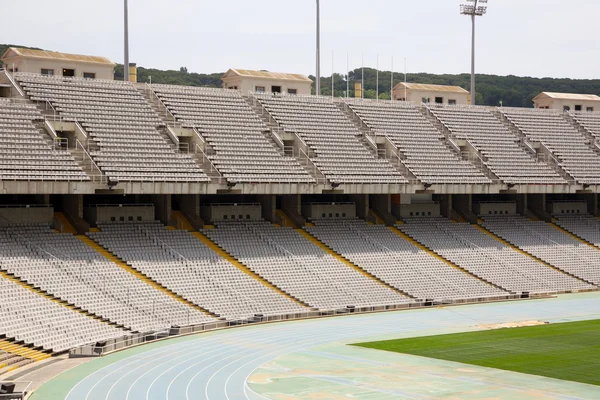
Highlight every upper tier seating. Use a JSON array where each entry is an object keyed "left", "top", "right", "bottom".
[
  {"left": 150, "top": 85, "right": 314, "bottom": 184},
  {"left": 0, "top": 99, "right": 88, "bottom": 181},
  {"left": 90, "top": 221, "right": 306, "bottom": 319},
  {"left": 398, "top": 217, "right": 591, "bottom": 293},
  {"left": 569, "top": 111, "right": 600, "bottom": 139},
  {"left": 427, "top": 104, "right": 565, "bottom": 185},
  {"left": 15, "top": 73, "right": 209, "bottom": 183},
  {"left": 345, "top": 99, "right": 491, "bottom": 184},
  {"left": 555, "top": 214, "right": 600, "bottom": 247},
  {"left": 255, "top": 94, "right": 408, "bottom": 184},
  {"left": 500, "top": 107, "right": 600, "bottom": 184},
  {"left": 481, "top": 215, "right": 600, "bottom": 285},
  {"left": 0, "top": 274, "right": 125, "bottom": 352},
  {"left": 203, "top": 220, "right": 409, "bottom": 309},
  {"left": 305, "top": 219, "right": 504, "bottom": 300},
  {"left": 0, "top": 224, "right": 212, "bottom": 332}
]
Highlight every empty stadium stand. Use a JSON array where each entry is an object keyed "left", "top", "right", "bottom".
[
  {"left": 149, "top": 84, "right": 314, "bottom": 184},
  {"left": 255, "top": 94, "right": 408, "bottom": 184},
  {"left": 89, "top": 221, "right": 307, "bottom": 319},
  {"left": 345, "top": 99, "right": 491, "bottom": 184},
  {"left": 14, "top": 73, "right": 209, "bottom": 183},
  {"left": 0, "top": 273, "right": 125, "bottom": 352},
  {"left": 398, "top": 217, "right": 591, "bottom": 293},
  {"left": 427, "top": 104, "right": 566, "bottom": 185},
  {"left": 481, "top": 215, "right": 600, "bottom": 285},
  {"left": 0, "top": 99, "right": 88, "bottom": 181},
  {"left": 305, "top": 218, "right": 505, "bottom": 300},
  {"left": 0, "top": 223, "right": 211, "bottom": 332},
  {"left": 499, "top": 107, "right": 600, "bottom": 184},
  {"left": 554, "top": 214, "right": 600, "bottom": 247},
  {"left": 203, "top": 220, "right": 410, "bottom": 309}
]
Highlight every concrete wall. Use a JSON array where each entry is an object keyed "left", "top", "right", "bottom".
[
  {"left": 474, "top": 202, "right": 517, "bottom": 216},
  {"left": 394, "top": 203, "right": 440, "bottom": 218},
  {"left": 549, "top": 202, "right": 588, "bottom": 215},
  {"left": 84, "top": 205, "right": 155, "bottom": 223},
  {"left": 302, "top": 203, "right": 356, "bottom": 219},
  {"left": 0, "top": 206, "right": 53, "bottom": 224},
  {"left": 223, "top": 76, "right": 311, "bottom": 95},
  {"left": 2, "top": 56, "right": 114, "bottom": 80},
  {"left": 201, "top": 204, "right": 262, "bottom": 222}
]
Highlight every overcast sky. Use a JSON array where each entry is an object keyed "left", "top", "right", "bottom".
[{"left": 5, "top": 0, "right": 599, "bottom": 79}]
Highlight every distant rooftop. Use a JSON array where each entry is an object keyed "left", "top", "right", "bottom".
[
  {"left": 534, "top": 92, "right": 600, "bottom": 101},
  {"left": 223, "top": 69, "right": 313, "bottom": 83},
  {"left": 1, "top": 47, "right": 115, "bottom": 66},
  {"left": 394, "top": 82, "right": 469, "bottom": 94}
]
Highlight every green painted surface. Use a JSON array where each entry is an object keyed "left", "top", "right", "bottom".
[{"left": 354, "top": 319, "right": 600, "bottom": 387}]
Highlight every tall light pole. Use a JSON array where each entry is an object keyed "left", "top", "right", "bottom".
[
  {"left": 124, "top": 0, "right": 130, "bottom": 82},
  {"left": 460, "top": 0, "right": 487, "bottom": 105},
  {"left": 315, "top": 0, "right": 321, "bottom": 96}
]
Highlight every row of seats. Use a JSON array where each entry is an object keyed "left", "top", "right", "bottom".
[
  {"left": 428, "top": 104, "right": 566, "bottom": 184},
  {"left": 255, "top": 94, "right": 408, "bottom": 184},
  {"left": 150, "top": 85, "right": 314, "bottom": 184},
  {"left": 0, "top": 100, "right": 88, "bottom": 181},
  {"left": 0, "top": 224, "right": 212, "bottom": 333},
  {"left": 500, "top": 107, "right": 600, "bottom": 184},
  {"left": 346, "top": 99, "right": 491, "bottom": 184},
  {"left": 15, "top": 73, "right": 209, "bottom": 183}
]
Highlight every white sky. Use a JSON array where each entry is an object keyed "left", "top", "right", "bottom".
[{"left": 5, "top": 0, "right": 600, "bottom": 79}]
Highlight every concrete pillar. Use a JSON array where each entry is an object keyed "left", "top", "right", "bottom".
[
  {"left": 258, "top": 195, "right": 276, "bottom": 222},
  {"left": 439, "top": 194, "right": 452, "bottom": 218},
  {"left": 152, "top": 195, "right": 172, "bottom": 225},
  {"left": 350, "top": 194, "right": 369, "bottom": 220},
  {"left": 516, "top": 195, "right": 527, "bottom": 215},
  {"left": 63, "top": 195, "right": 84, "bottom": 219}
]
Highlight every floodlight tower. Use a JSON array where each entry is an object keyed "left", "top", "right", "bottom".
[
  {"left": 315, "top": 0, "right": 321, "bottom": 96},
  {"left": 124, "top": 0, "right": 129, "bottom": 82},
  {"left": 460, "top": 0, "right": 487, "bottom": 105}
]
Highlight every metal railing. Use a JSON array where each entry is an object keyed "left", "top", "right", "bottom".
[
  {"left": 2, "top": 69, "right": 25, "bottom": 97},
  {"left": 195, "top": 144, "right": 222, "bottom": 178},
  {"left": 75, "top": 139, "right": 106, "bottom": 184}
]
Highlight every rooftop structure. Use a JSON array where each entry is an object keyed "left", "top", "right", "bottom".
[
  {"left": 533, "top": 92, "right": 600, "bottom": 112},
  {"left": 392, "top": 82, "right": 470, "bottom": 105},
  {"left": 222, "top": 69, "right": 313, "bottom": 95}
]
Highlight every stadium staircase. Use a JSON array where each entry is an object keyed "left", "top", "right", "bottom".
[
  {"left": 336, "top": 102, "right": 416, "bottom": 181},
  {"left": 562, "top": 113, "right": 600, "bottom": 156},
  {"left": 77, "top": 235, "right": 216, "bottom": 317},
  {"left": 0, "top": 340, "right": 51, "bottom": 375},
  {"left": 491, "top": 109, "right": 575, "bottom": 182},
  {"left": 389, "top": 225, "right": 509, "bottom": 293},
  {"left": 296, "top": 228, "right": 415, "bottom": 299},
  {"left": 474, "top": 221, "right": 595, "bottom": 286},
  {"left": 190, "top": 231, "right": 311, "bottom": 308},
  {"left": 420, "top": 106, "right": 498, "bottom": 181},
  {"left": 244, "top": 96, "right": 328, "bottom": 183}
]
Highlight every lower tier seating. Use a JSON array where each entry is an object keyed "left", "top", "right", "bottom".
[
  {"left": 306, "top": 219, "right": 505, "bottom": 300},
  {"left": 481, "top": 215, "right": 600, "bottom": 285},
  {"left": 398, "top": 217, "right": 592, "bottom": 293}
]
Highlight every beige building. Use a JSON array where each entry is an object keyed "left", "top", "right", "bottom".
[
  {"left": 533, "top": 92, "right": 600, "bottom": 112},
  {"left": 222, "top": 69, "right": 313, "bottom": 95},
  {"left": 1, "top": 47, "right": 115, "bottom": 80},
  {"left": 392, "top": 82, "right": 470, "bottom": 105}
]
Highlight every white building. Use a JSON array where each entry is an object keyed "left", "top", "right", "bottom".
[
  {"left": 1, "top": 47, "right": 115, "bottom": 80},
  {"left": 392, "top": 82, "right": 470, "bottom": 105},
  {"left": 222, "top": 69, "right": 313, "bottom": 95},
  {"left": 533, "top": 92, "right": 600, "bottom": 112}
]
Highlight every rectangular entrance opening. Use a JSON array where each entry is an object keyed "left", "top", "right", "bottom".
[
  {"left": 62, "top": 69, "right": 75, "bottom": 77},
  {"left": 271, "top": 86, "right": 281, "bottom": 93}
]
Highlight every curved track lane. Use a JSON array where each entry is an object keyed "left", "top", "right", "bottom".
[{"left": 35, "top": 293, "right": 600, "bottom": 400}]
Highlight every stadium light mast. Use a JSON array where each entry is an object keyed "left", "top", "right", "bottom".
[
  {"left": 315, "top": 0, "right": 321, "bottom": 96},
  {"left": 460, "top": 0, "right": 487, "bottom": 105},
  {"left": 124, "top": 0, "right": 130, "bottom": 82}
]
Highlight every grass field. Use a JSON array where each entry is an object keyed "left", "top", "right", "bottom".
[{"left": 353, "top": 319, "right": 600, "bottom": 386}]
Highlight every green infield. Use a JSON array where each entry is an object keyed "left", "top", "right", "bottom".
[{"left": 353, "top": 319, "right": 600, "bottom": 387}]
